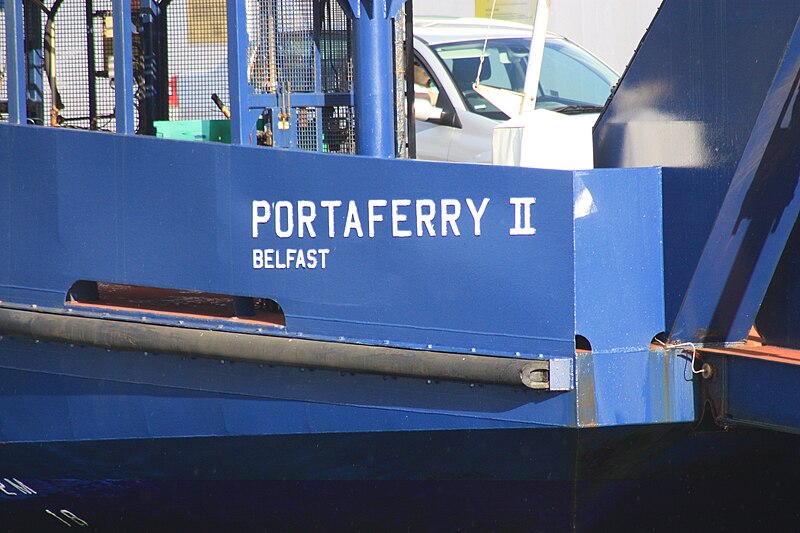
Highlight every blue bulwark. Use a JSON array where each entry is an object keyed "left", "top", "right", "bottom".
[
  {"left": 0, "top": 125, "right": 664, "bottom": 360},
  {"left": 575, "top": 168, "right": 665, "bottom": 353}
]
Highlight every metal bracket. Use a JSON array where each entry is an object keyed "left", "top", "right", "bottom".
[{"left": 700, "top": 353, "right": 729, "bottom": 427}]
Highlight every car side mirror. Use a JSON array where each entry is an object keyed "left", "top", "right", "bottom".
[
  {"left": 414, "top": 98, "right": 444, "bottom": 121},
  {"left": 414, "top": 98, "right": 460, "bottom": 128}
]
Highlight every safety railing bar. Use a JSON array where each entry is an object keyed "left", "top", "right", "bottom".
[
  {"left": 112, "top": 0, "right": 135, "bottom": 134},
  {"left": 5, "top": 0, "right": 27, "bottom": 124}
]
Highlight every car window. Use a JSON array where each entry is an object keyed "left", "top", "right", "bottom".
[
  {"left": 434, "top": 40, "right": 528, "bottom": 120},
  {"left": 431, "top": 38, "right": 617, "bottom": 120},
  {"left": 413, "top": 58, "right": 442, "bottom": 107},
  {"left": 538, "top": 41, "right": 615, "bottom": 109}
]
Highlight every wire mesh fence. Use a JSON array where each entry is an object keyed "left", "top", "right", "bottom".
[
  {"left": 321, "top": 105, "right": 354, "bottom": 153},
  {"left": 53, "top": 0, "right": 118, "bottom": 131},
  {"left": 166, "top": 0, "right": 229, "bottom": 121},
  {"left": 394, "top": 5, "right": 407, "bottom": 158},
  {"left": 295, "top": 105, "right": 317, "bottom": 150},
  {"left": 0, "top": 0, "right": 405, "bottom": 156},
  {"left": 10, "top": 0, "right": 133, "bottom": 131},
  {"left": 0, "top": 8, "right": 7, "bottom": 123},
  {"left": 245, "top": 0, "right": 354, "bottom": 154}
]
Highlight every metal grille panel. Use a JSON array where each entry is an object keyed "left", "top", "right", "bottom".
[
  {"left": 167, "top": 0, "right": 229, "bottom": 120},
  {"left": 245, "top": 0, "right": 354, "bottom": 154},
  {"left": 248, "top": 0, "right": 315, "bottom": 94},
  {"left": 319, "top": 0, "right": 351, "bottom": 93},
  {"left": 247, "top": 0, "right": 350, "bottom": 95},
  {"left": 295, "top": 106, "right": 317, "bottom": 150},
  {"left": 394, "top": 6, "right": 407, "bottom": 158},
  {"left": 0, "top": 10, "right": 7, "bottom": 123},
  {"left": 50, "top": 0, "right": 117, "bottom": 131},
  {"left": 322, "top": 105, "right": 354, "bottom": 153},
  {"left": 2, "top": 0, "right": 368, "bottom": 155},
  {"left": 12, "top": 0, "right": 143, "bottom": 131}
]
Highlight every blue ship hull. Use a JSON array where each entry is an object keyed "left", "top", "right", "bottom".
[
  {"left": 0, "top": 332, "right": 798, "bottom": 530},
  {"left": 3, "top": 424, "right": 800, "bottom": 530}
]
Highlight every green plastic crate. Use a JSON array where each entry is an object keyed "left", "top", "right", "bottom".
[{"left": 154, "top": 120, "right": 231, "bottom": 144}]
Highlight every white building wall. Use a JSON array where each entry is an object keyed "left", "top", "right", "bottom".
[
  {"left": 413, "top": 0, "right": 663, "bottom": 74},
  {"left": 547, "top": 0, "right": 661, "bottom": 73}
]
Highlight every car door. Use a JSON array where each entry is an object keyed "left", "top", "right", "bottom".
[{"left": 446, "top": 111, "right": 498, "bottom": 164}]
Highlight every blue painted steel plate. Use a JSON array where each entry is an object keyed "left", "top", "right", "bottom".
[{"left": 0, "top": 126, "right": 576, "bottom": 356}]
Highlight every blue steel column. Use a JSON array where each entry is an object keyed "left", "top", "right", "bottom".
[
  {"left": 24, "top": 0, "right": 43, "bottom": 122},
  {"left": 671, "top": 16, "right": 800, "bottom": 344},
  {"left": 344, "top": 0, "right": 407, "bottom": 158},
  {"left": 226, "top": 0, "right": 250, "bottom": 145},
  {"left": 4, "top": 0, "right": 27, "bottom": 124},
  {"left": 353, "top": 6, "right": 394, "bottom": 157},
  {"left": 112, "top": 0, "right": 135, "bottom": 134}
]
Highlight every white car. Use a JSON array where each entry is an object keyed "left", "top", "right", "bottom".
[{"left": 413, "top": 18, "right": 619, "bottom": 164}]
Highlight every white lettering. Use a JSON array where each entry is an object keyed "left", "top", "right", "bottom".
[
  {"left": 344, "top": 201, "right": 364, "bottom": 238},
  {"left": 510, "top": 197, "right": 537, "bottom": 236},
  {"left": 4, "top": 479, "right": 35, "bottom": 495},
  {"left": 275, "top": 248, "right": 287, "bottom": 268},
  {"left": 253, "top": 249, "right": 329, "bottom": 269},
  {"left": 250, "top": 197, "right": 509, "bottom": 245},
  {"left": 441, "top": 199, "right": 461, "bottom": 237},
  {"left": 46, "top": 510, "right": 72, "bottom": 526},
  {"left": 60, "top": 509, "right": 88, "bottom": 527},
  {"left": 297, "top": 201, "right": 317, "bottom": 238},
  {"left": 46, "top": 509, "right": 88, "bottom": 527},
  {"left": 252, "top": 200, "right": 271, "bottom": 238},
  {"left": 416, "top": 199, "right": 436, "bottom": 237},
  {"left": 466, "top": 198, "right": 490, "bottom": 236},
  {"left": 275, "top": 201, "right": 294, "bottom": 238},
  {"left": 368, "top": 199, "right": 388, "bottom": 238},
  {"left": 320, "top": 200, "right": 342, "bottom": 237},
  {"left": 392, "top": 199, "right": 412, "bottom": 238}
]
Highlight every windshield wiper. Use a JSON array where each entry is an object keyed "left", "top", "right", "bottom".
[{"left": 551, "top": 104, "right": 605, "bottom": 115}]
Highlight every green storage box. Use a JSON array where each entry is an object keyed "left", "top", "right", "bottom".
[{"left": 154, "top": 119, "right": 231, "bottom": 144}]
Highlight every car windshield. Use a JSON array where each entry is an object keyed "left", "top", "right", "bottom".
[{"left": 432, "top": 38, "right": 618, "bottom": 120}]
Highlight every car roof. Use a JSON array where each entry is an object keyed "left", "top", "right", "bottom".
[{"left": 413, "top": 17, "right": 562, "bottom": 46}]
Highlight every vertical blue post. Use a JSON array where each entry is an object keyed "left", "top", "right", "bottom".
[
  {"left": 226, "top": 0, "right": 250, "bottom": 145},
  {"left": 24, "top": 0, "right": 44, "bottom": 121},
  {"left": 113, "top": 0, "right": 135, "bottom": 134},
  {"left": 350, "top": 0, "right": 404, "bottom": 158},
  {"left": 4, "top": 0, "right": 27, "bottom": 124}
]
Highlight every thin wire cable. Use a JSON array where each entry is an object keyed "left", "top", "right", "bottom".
[
  {"left": 655, "top": 338, "right": 704, "bottom": 374},
  {"left": 475, "top": 0, "right": 497, "bottom": 86}
]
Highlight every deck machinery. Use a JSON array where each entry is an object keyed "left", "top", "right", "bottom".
[{"left": 2, "top": 0, "right": 800, "bottom": 529}]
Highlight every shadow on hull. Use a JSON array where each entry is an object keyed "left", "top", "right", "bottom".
[{"left": 3, "top": 422, "right": 800, "bottom": 530}]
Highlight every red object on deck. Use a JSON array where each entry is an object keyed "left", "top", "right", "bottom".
[{"left": 169, "top": 77, "right": 179, "bottom": 107}]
